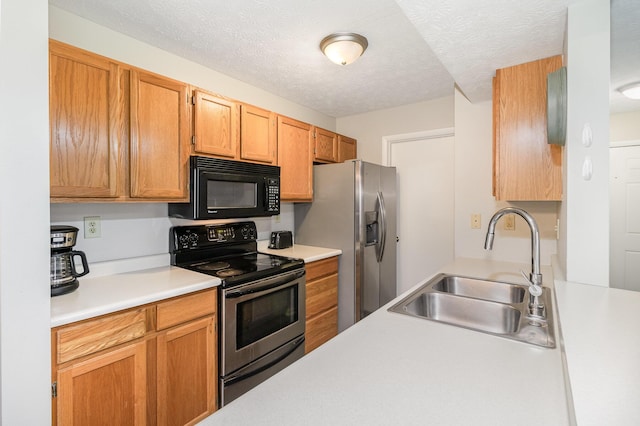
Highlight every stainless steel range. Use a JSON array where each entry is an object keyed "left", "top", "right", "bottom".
[{"left": 170, "top": 222, "right": 306, "bottom": 406}]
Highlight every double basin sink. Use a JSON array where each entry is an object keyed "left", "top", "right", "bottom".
[{"left": 388, "top": 274, "right": 555, "bottom": 348}]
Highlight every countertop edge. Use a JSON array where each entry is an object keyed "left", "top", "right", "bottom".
[{"left": 256, "top": 241, "right": 342, "bottom": 263}]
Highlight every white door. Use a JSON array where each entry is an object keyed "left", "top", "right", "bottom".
[
  {"left": 610, "top": 144, "right": 640, "bottom": 291},
  {"left": 386, "top": 131, "right": 455, "bottom": 295}
]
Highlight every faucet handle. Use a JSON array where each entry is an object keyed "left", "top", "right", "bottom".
[{"left": 520, "top": 270, "right": 543, "bottom": 297}]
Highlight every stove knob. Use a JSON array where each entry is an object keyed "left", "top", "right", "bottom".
[
  {"left": 189, "top": 233, "right": 199, "bottom": 245},
  {"left": 178, "top": 235, "right": 189, "bottom": 246}
]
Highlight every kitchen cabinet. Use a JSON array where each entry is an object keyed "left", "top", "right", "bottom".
[
  {"left": 130, "top": 69, "right": 190, "bottom": 200},
  {"left": 313, "top": 127, "right": 338, "bottom": 163},
  {"left": 155, "top": 291, "right": 217, "bottom": 425},
  {"left": 240, "top": 104, "right": 277, "bottom": 165},
  {"left": 192, "top": 89, "right": 240, "bottom": 159},
  {"left": 493, "top": 55, "right": 563, "bottom": 201},
  {"left": 277, "top": 115, "right": 314, "bottom": 202},
  {"left": 338, "top": 135, "right": 357, "bottom": 163},
  {"left": 50, "top": 40, "right": 190, "bottom": 202},
  {"left": 192, "top": 94, "right": 277, "bottom": 165},
  {"left": 49, "top": 40, "right": 126, "bottom": 198},
  {"left": 305, "top": 256, "right": 339, "bottom": 353},
  {"left": 51, "top": 289, "right": 217, "bottom": 426}
]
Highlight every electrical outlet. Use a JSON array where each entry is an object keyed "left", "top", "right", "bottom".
[
  {"left": 504, "top": 214, "right": 516, "bottom": 231},
  {"left": 84, "top": 216, "right": 101, "bottom": 238},
  {"left": 470, "top": 214, "right": 481, "bottom": 229}
]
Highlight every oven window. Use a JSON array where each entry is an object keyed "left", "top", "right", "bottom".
[
  {"left": 236, "top": 286, "right": 298, "bottom": 349},
  {"left": 207, "top": 180, "right": 257, "bottom": 209}
]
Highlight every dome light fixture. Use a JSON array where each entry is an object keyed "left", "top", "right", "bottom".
[
  {"left": 320, "top": 33, "right": 368, "bottom": 66},
  {"left": 619, "top": 82, "right": 640, "bottom": 100}
]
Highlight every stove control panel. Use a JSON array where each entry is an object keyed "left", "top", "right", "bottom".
[{"left": 171, "top": 222, "right": 258, "bottom": 250}]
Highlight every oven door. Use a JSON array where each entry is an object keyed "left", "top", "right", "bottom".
[{"left": 221, "top": 268, "right": 305, "bottom": 376}]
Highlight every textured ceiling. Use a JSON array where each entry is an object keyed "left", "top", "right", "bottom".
[{"left": 49, "top": 0, "right": 636, "bottom": 117}]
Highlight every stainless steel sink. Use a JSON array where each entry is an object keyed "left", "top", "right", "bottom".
[
  {"left": 403, "top": 292, "right": 521, "bottom": 334},
  {"left": 388, "top": 273, "right": 555, "bottom": 348},
  {"left": 431, "top": 275, "right": 526, "bottom": 304}
]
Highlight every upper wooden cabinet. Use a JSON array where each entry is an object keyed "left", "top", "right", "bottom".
[
  {"left": 130, "top": 70, "right": 190, "bottom": 200},
  {"left": 49, "top": 40, "right": 125, "bottom": 198},
  {"left": 313, "top": 127, "right": 338, "bottom": 163},
  {"left": 338, "top": 135, "right": 357, "bottom": 163},
  {"left": 493, "top": 55, "right": 563, "bottom": 201},
  {"left": 192, "top": 90, "right": 240, "bottom": 158},
  {"left": 240, "top": 104, "right": 277, "bottom": 165},
  {"left": 49, "top": 41, "right": 190, "bottom": 202},
  {"left": 192, "top": 93, "right": 278, "bottom": 165},
  {"left": 277, "top": 115, "right": 313, "bottom": 202}
]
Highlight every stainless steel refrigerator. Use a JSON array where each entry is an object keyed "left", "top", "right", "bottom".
[{"left": 294, "top": 160, "right": 397, "bottom": 332}]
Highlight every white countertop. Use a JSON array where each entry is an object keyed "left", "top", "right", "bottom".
[
  {"left": 201, "top": 258, "right": 572, "bottom": 426},
  {"left": 50, "top": 255, "right": 220, "bottom": 327},
  {"left": 257, "top": 241, "right": 341, "bottom": 263},
  {"left": 554, "top": 279, "right": 640, "bottom": 425}
]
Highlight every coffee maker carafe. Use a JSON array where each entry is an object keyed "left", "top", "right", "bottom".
[{"left": 51, "top": 225, "right": 89, "bottom": 296}]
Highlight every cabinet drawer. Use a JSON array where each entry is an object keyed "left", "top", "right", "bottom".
[
  {"left": 305, "top": 306, "right": 338, "bottom": 354},
  {"left": 55, "top": 309, "right": 147, "bottom": 364},
  {"left": 305, "top": 256, "right": 338, "bottom": 281},
  {"left": 156, "top": 289, "right": 217, "bottom": 331},
  {"left": 306, "top": 273, "right": 338, "bottom": 319}
]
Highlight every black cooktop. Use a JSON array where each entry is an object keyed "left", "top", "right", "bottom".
[{"left": 170, "top": 222, "right": 304, "bottom": 287}]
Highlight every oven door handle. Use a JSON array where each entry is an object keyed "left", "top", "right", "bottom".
[
  {"left": 224, "top": 335, "right": 305, "bottom": 386},
  {"left": 225, "top": 269, "right": 305, "bottom": 299}
]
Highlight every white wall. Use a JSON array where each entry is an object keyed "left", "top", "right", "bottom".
[
  {"left": 559, "top": 0, "right": 610, "bottom": 286},
  {"left": 611, "top": 110, "right": 640, "bottom": 142},
  {"left": 453, "top": 89, "right": 559, "bottom": 266},
  {"left": 0, "top": 0, "right": 51, "bottom": 422},
  {"left": 336, "top": 96, "right": 455, "bottom": 164},
  {"left": 50, "top": 203, "right": 295, "bottom": 263}
]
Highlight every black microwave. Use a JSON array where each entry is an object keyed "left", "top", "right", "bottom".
[{"left": 169, "top": 156, "right": 280, "bottom": 220}]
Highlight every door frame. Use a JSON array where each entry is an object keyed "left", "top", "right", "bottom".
[{"left": 382, "top": 128, "right": 455, "bottom": 166}]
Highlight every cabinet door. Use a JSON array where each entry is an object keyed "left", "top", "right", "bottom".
[
  {"left": 305, "top": 306, "right": 338, "bottom": 354},
  {"left": 130, "top": 70, "right": 189, "bottom": 199},
  {"left": 57, "top": 341, "right": 147, "bottom": 425},
  {"left": 240, "top": 104, "right": 277, "bottom": 164},
  {"left": 313, "top": 127, "right": 338, "bottom": 163},
  {"left": 494, "top": 55, "right": 563, "bottom": 201},
  {"left": 277, "top": 116, "right": 313, "bottom": 202},
  {"left": 338, "top": 135, "right": 357, "bottom": 163},
  {"left": 49, "top": 40, "right": 125, "bottom": 198},
  {"left": 157, "top": 316, "right": 217, "bottom": 426},
  {"left": 193, "top": 90, "right": 239, "bottom": 158}
]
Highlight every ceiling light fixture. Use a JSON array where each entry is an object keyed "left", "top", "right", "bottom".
[
  {"left": 619, "top": 82, "right": 640, "bottom": 100},
  {"left": 320, "top": 33, "right": 368, "bottom": 66}
]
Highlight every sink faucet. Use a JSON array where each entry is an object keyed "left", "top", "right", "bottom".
[{"left": 484, "top": 207, "right": 545, "bottom": 317}]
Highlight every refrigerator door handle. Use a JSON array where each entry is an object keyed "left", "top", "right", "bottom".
[{"left": 376, "top": 191, "right": 387, "bottom": 263}]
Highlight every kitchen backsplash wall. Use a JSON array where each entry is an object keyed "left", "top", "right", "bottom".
[{"left": 50, "top": 203, "right": 295, "bottom": 264}]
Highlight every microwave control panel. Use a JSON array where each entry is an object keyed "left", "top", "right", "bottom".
[{"left": 266, "top": 177, "right": 280, "bottom": 213}]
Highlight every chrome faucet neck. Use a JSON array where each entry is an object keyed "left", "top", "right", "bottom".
[{"left": 484, "top": 207, "right": 544, "bottom": 317}]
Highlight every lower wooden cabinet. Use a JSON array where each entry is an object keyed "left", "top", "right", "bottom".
[
  {"left": 156, "top": 317, "right": 216, "bottom": 426},
  {"left": 57, "top": 341, "right": 147, "bottom": 425},
  {"left": 51, "top": 289, "right": 217, "bottom": 426},
  {"left": 305, "top": 257, "right": 339, "bottom": 353}
]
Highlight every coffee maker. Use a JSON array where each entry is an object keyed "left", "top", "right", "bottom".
[{"left": 50, "top": 225, "right": 89, "bottom": 296}]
